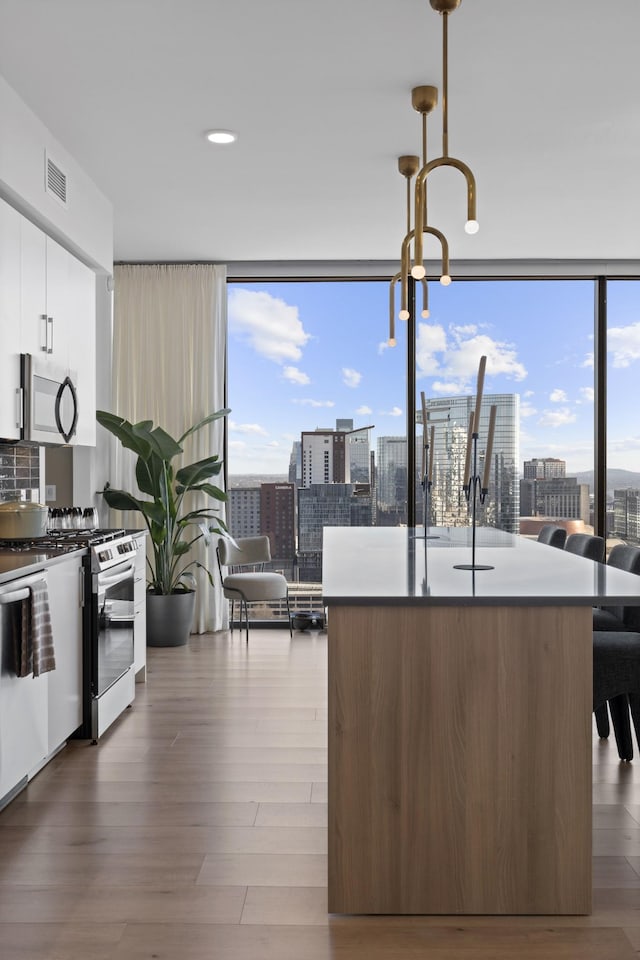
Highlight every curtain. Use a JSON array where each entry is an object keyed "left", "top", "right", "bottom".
[{"left": 110, "top": 263, "right": 228, "bottom": 632}]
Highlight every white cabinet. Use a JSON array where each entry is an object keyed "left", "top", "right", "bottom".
[
  {"left": 0, "top": 570, "right": 49, "bottom": 805},
  {"left": 0, "top": 198, "right": 22, "bottom": 440},
  {"left": 132, "top": 532, "right": 147, "bottom": 682},
  {"left": 47, "top": 555, "right": 83, "bottom": 753},
  {"left": 0, "top": 197, "right": 97, "bottom": 446}
]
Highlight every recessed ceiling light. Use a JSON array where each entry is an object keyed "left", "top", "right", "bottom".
[{"left": 205, "top": 129, "right": 237, "bottom": 145}]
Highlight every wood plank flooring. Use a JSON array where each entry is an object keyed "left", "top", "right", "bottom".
[{"left": 0, "top": 628, "right": 639, "bottom": 959}]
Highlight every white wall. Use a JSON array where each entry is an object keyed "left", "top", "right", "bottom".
[{"left": 0, "top": 73, "right": 112, "bottom": 272}]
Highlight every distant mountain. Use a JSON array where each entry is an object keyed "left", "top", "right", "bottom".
[
  {"left": 573, "top": 469, "right": 640, "bottom": 494},
  {"left": 228, "top": 474, "right": 288, "bottom": 489}
]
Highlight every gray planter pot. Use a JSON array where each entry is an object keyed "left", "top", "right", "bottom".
[{"left": 146, "top": 590, "right": 196, "bottom": 647}]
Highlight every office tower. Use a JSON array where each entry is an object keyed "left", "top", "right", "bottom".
[
  {"left": 613, "top": 488, "right": 640, "bottom": 543},
  {"left": 348, "top": 427, "right": 371, "bottom": 483},
  {"left": 376, "top": 436, "right": 408, "bottom": 524},
  {"left": 335, "top": 419, "right": 354, "bottom": 432},
  {"left": 424, "top": 394, "right": 520, "bottom": 533},
  {"left": 288, "top": 440, "right": 302, "bottom": 486},
  {"left": 301, "top": 429, "right": 349, "bottom": 485},
  {"left": 523, "top": 457, "right": 566, "bottom": 480},
  {"left": 260, "top": 482, "right": 296, "bottom": 562},
  {"left": 228, "top": 487, "right": 261, "bottom": 538},
  {"left": 520, "top": 476, "right": 590, "bottom": 524},
  {"left": 297, "top": 483, "right": 373, "bottom": 581}
]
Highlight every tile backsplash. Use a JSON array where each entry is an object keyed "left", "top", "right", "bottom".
[{"left": 0, "top": 445, "right": 40, "bottom": 501}]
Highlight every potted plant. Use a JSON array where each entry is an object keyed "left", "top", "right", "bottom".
[{"left": 96, "top": 408, "right": 229, "bottom": 646}]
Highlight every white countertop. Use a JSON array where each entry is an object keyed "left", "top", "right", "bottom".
[{"left": 322, "top": 526, "right": 640, "bottom": 606}]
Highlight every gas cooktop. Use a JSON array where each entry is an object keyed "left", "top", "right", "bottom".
[{"left": 0, "top": 529, "right": 127, "bottom": 552}]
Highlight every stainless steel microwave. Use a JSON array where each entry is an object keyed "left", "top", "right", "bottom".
[{"left": 19, "top": 353, "right": 78, "bottom": 445}]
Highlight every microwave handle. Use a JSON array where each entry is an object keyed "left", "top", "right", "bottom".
[
  {"left": 54, "top": 375, "right": 78, "bottom": 443},
  {"left": 15, "top": 387, "right": 23, "bottom": 429},
  {"left": 48, "top": 316, "right": 54, "bottom": 354}
]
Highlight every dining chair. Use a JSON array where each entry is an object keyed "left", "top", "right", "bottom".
[
  {"left": 536, "top": 524, "right": 567, "bottom": 549},
  {"left": 564, "top": 533, "right": 605, "bottom": 562},
  {"left": 217, "top": 535, "right": 292, "bottom": 643},
  {"left": 593, "top": 630, "right": 640, "bottom": 761},
  {"left": 592, "top": 544, "right": 640, "bottom": 757}
]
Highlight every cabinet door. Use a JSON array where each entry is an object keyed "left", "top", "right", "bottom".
[
  {"left": 133, "top": 534, "right": 147, "bottom": 681},
  {"left": 20, "top": 217, "right": 48, "bottom": 359},
  {"left": 44, "top": 236, "right": 73, "bottom": 369},
  {"left": 47, "top": 556, "right": 84, "bottom": 752},
  {"left": 0, "top": 199, "right": 22, "bottom": 440},
  {"left": 0, "top": 591, "right": 49, "bottom": 803},
  {"left": 67, "top": 255, "right": 96, "bottom": 446}
]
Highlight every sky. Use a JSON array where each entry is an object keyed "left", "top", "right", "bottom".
[{"left": 227, "top": 278, "right": 640, "bottom": 477}]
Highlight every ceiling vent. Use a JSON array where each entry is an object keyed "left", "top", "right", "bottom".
[{"left": 45, "top": 153, "right": 68, "bottom": 206}]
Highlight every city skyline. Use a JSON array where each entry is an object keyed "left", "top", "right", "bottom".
[{"left": 227, "top": 278, "right": 640, "bottom": 476}]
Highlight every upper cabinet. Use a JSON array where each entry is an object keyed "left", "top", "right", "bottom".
[
  {"left": 0, "top": 200, "right": 22, "bottom": 440},
  {"left": 0, "top": 197, "right": 97, "bottom": 446}
]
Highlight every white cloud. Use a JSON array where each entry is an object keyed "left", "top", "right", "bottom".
[
  {"left": 579, "top": 386, "right": 594, "bottom": 403},
  {"left": 550, "top": 388, "right": 568, "bottom": 403},
  {"left": 378, "top": 341, "right": 391, "bottom": 355},
  {"left": 538, "top": 407, "right": 577, "bottom": 428},
  {"left": 266, "top": 441, "right": 280, "bottom": 448},
  {"left": 520, "top": 403, "right": 537, "bottom": 418},
  {"left": 432, "top": 380, "right": 467, "bottom": 395},
  {"left": 608, "top": 323, "right": 640, "bottom": 368},
  {"left": 282, "top": 365, "right": 310, "bottom": 385},
  {"left": 416, "top": 323, "right": 448, "bottom": 376},
  {"left": 356, "top": 405, "right": 373, "bottom": 415},
  {"left": 342, "top": 367, "right": 362, "bottom": 388},
  {"left": 380, "top": 406, "right": 403, "bottom": 417},
  {"left": 415, "top": 324, "right": 527, "bottom": 387},
  {"left": 523, "top": 390, "right": 535, "bottom": 398},
  {"left": 582, "top": 352, "right": 594, "bottom": 368},
  {"left": 228, "top": 288, "right": 311, "bottom": 364},
  {"left": 229, "top": 420, "right": 269, "bottom": 436},
  {"left": 229, "top": 439, "right": 247, "bottom": 450},
  {"left": 292, "top": 398, "right": 335, "bottom": 408}
]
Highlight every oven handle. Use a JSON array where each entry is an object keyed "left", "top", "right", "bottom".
[
  {"left": 98, "top": 563, "right": 135, "bottom": 587},
  {"left": 0, "top": 572, "right": 47, "bottom": 605}
]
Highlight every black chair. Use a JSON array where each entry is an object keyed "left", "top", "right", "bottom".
[
  {"left": 564, "top": 533, "right": 605, "bottom": 562},
  {"left": 593, "top": 630, "right": 640, "bottom": 761},
  {"left": 536, "top": 524, "right": 567, "bottom": 549},
  {"left": 592, "top": 544, "right": 640, "bottom": 756}
]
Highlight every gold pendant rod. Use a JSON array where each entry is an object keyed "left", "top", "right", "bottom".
[{"left": 442, "top": 11, "right": 449, "bottom": 158}]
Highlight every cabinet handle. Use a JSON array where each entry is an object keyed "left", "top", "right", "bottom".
[
  {"left": 48, "top": 316, "right": 54, "bottom": 354},
  {"left": 15, "top": 387, "right": 23, "bottom": 429},
  {"left": 40, "top": 313, "right": 48, "bottom": 352},
  {"left": 80, "top": 568, "right": 85, "bottom": 608}
]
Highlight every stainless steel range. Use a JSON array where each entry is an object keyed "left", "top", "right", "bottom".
[
  {"left": 82, "top": 529, "right": 137, "bottom": 742},
  {"left": 0, "top": 528, "right": 138, "bottom": 742}
]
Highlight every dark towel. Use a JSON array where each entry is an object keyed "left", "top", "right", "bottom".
[{"left": 13, "top": 578, "right": 56, "bottom": 678}]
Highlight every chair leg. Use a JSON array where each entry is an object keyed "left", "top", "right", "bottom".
[
  {"left": 629, "top": 692, "right": 640, "bottom": 753},
  {"left": 609, "top": 694, "right": 634, "bottom": 761},
  {"left": 286, "top": 595, "right": 292, "bottom": 638},
  {"left": 595, "top": 703, "right": 610, "bottom": 738}
]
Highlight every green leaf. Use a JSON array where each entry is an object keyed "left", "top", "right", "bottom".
[
  {"left": 175, "top": 456, "right": 222, "bottom": 487},
  {"left": 178, "top": 408, "right": 230, "bottom": 446}
]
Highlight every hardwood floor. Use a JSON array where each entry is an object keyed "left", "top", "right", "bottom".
[{"left": 0, "top": 628, "right": 639, "bottom": 959}]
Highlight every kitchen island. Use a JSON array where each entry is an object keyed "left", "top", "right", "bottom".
[{"left": 322, "top": 526, "right": 640, "bottom": 916}]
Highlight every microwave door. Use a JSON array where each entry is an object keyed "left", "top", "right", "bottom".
[{"left": 21, "top": 354, "right": 78, "bottom": 445}]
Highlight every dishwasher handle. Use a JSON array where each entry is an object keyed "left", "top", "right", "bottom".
[{"left": 0, "top": 571, "right": 47, "bottom": 606}]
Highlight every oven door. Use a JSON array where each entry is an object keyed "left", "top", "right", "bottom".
[{"left": 94, "top": 560, "right": 135, "bottom": 698}]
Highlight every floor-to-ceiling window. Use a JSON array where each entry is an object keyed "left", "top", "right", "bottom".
[
  {"left": 606, "top": 280, "right": 640, "bottom": 544},
  {"left": 226, "top": 274, "right": 602, "bottom": 620}
]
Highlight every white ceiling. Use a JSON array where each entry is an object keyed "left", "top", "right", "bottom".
[{"left": 1, "top": 0, "right": 639, "bottom": 265}]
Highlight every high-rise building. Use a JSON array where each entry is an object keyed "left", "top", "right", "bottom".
[
  {"left": 376, "top": 436, "right": 407, "bottom": 523},
  {"left": 424, "top": 393, "right": 520, "bottom": 533},
  {"left": 523, "top": 457, "right": 566, "bottom": 480},
  {"left": 288, "top": 440, "right": 302, "bottom": 486},
  {"left": 297, "top": 482, "right": 373, "bottom": 581},
  {"left": 260, "top": 482, "right": 295, "bottom": 561},
  {"left": 301, "top": 429, "right": 349, "bottom": 485},
  {"left": 228, "top": 487, "right": 261, "bottom": 538},
  {"left": 613, "top": 488, "right": 640, "bottom": 543},
  {"left": 520, "top": 476, "right": 589, "bottom": 524}
]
